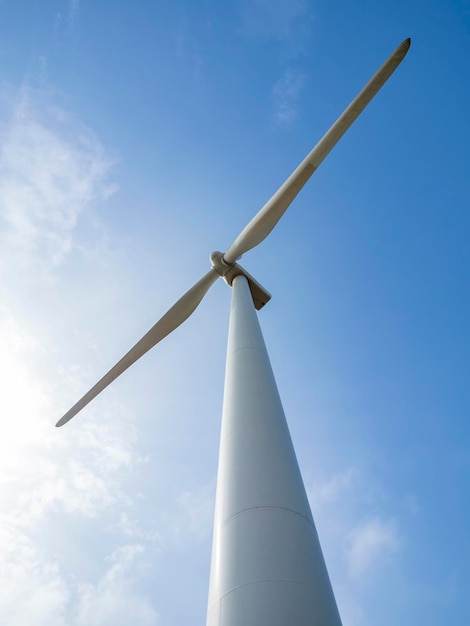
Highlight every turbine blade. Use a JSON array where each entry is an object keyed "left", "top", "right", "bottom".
[
  {"left": 223, "top": 37, "right": 410, "bottom": 264},
  {"left": 56, "top": 268, "right": 219, "bottom": 427}
]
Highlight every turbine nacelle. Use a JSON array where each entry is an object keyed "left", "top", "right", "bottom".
[{"left": 211, "top": 251, "right": 271, "bottom": 310}]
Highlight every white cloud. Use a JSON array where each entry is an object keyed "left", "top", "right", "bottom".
[
  {"left": 69, "top": 0, "right": 80, "bottom": 24},
  {"left": 238, "top": 1, "right": 312, "bottom": 130},
  {"left": 132, "top": 480, "right": 216, "bottom": 553},
  {"left": 0, "top": 303, "right": 137, "bottom": 527},
  {"left": 0, "top": 85, "right": 117, "bottom": 280},
  {"left": 0, "top": 528, "right": 159, "bottom": 626},
  {"left": 0, "top": 82, "right": 155, "bottom": 623},
  {"left": 53, "top": 12, "right": 62, "bottom": 39},
  {"left": 0, "top": 524, "right": 69, "bottom": 626},
  {"left": 309, "top": 467, "right": 358, "bottom": 507},
  {"left": 347, "top": 517, "right": 400, "bottom": 579},
  {"left": 173, "top": 481, "right": 215, "bottom": 544},
  {"left": 271, "top": 67, "right": 306, "bottom": 128},
  {"left": 76, "top": 545, "right": 158, "bottom": 626},
  {"left": 307, "top": 469, "right": 404, "bottom": 625},
  {"left": 307, "top": 467, "right": 361, "bottom": 543},
  {"left": 308, "top": 469, "right": 403, "bottom": 578}
]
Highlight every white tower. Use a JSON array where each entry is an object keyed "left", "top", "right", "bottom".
[{"left": 207, "top": 275, "right": 342, "bottom": 625}]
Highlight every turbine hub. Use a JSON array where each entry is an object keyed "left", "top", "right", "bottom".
[
  {"left": 210, "top": 251, "right": 271, "bottom": 310},
  {"left": 210, "top": 251, "right": 233, "bottom": 277}
]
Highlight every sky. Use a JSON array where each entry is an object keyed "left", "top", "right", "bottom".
[{"left": 0, "top": 1, "right": 469, "bottom": 625}]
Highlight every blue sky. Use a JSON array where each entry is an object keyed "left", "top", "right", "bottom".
[{"left": 0, "top": 1, "right": 469, "bottom": 625}]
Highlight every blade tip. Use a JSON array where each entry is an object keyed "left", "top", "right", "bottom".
[
  {"left": 401, "top": 37, "right": 411, "bottom": 54},
  {"left": 55, "top": 413, "right": 71, "bottom": 427},
  {"left": 390, "top": 37, "right": 411, "bottom": 67}
]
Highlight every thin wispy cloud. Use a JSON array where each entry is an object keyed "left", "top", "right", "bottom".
[
  {"left": 0, "top": 86, "right": 117, "bottom": 280},
  {"left": 170, "top": 481, "right": 215, "bottom": 547},
  {"left": 0, "top": 83, "right": 149, "bottom": 624},
  {"left": 76, "top": 545, "right": 158, "bottom": 626},
  {"left": 69, "top": 0, "right": 80, "bottom": 24},
  {"left": 309, "top": 467, "right": 358, "bottom": 506},
  {"left": 0, "top": 524, "right": 69, "bottom": 626},
  {"left": 307, "top": 468, "right": 404, "bottom": 624},
  {"left": 0, "top": 297, "right": 143, "bottom": 622},
  {"left": 238, "top": 0, "right": 313, "bottom": 130},
  {"left": 347, "top": 517, "right": 400, "bottom": 579},
  {"left": 271, "top": 67, "right": 307, "bottom": 128},
  {"left": 53, "top": 12, "right": 62, "bottom": 40}
]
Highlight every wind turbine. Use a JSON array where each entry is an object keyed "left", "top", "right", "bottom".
[{"left": 57, "top": 38, "right": 410, "bottom": 626}]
